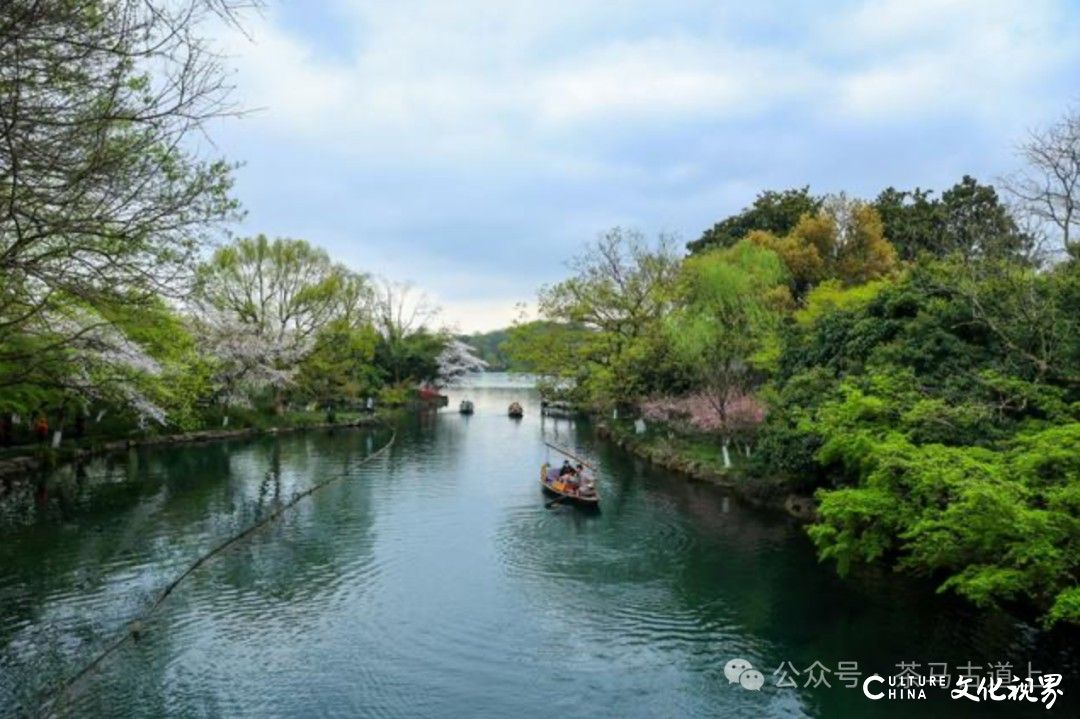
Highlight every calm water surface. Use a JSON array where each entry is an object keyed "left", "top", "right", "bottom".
[{"left": 0, "top": 374, "right": 1076, "bottom": 718}]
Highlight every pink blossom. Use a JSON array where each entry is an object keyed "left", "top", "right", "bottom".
[{"left": 640, "top": 392, "right": 765, "bottom": 434}]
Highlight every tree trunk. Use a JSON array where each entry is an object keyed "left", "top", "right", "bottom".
[
  {"left": 721, "top": 438, "right": 731, "bottom": 469},
  {"left": 52, "top": 406, "right": 66, "bottom": 448}
]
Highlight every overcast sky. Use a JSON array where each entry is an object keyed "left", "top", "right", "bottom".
[{"left": 210, "top": 0, "right": 1080, "bottom": 332}]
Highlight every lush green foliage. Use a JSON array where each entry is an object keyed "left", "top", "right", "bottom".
[
  {"left": 687, "top": 187, "right": 822, "bottom": 254},
  {"left": 509, "top": 228, "right": 689, "bottom": 408},
  {"left": 666, "top": 241, "right": 787, "bottom": 441},
  {"left": 517, "top": 148, "right": 1079, "bottom": 626},
  {"left": 873, "top": 176, "right": 1030, "bottom": 261},
  {"left": 753, "top": 257, "right": 1080, "bottom": 625}
]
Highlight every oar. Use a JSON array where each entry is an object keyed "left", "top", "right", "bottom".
[
  {"left": 543, "top": 442, "right": 597, "bottom": 471},
  {"left": 545, "top": 494, "right": 567, "bottom": 509}
]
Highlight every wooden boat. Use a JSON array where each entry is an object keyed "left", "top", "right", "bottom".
[
  {"left": 508, "top": 401, "right": 524, "bottom": 418},
  {"left": 540, "top": 463, "right": 599, "bottom": 507},
  {"left": 459, "top": 399, "right": 474, "bottom": 414}
]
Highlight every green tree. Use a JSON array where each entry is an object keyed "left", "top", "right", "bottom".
[
  {"left": 668, "top": 240, "right": 788, "bottom": 466},
  {"left": 370, "top": 280, "right": 446, "bottom": 385},
  {"left": 296, "top": 320, "right": 380, "bottom": 411},
  {"left": 688, "top": 187, "right": 822, "bottom": 254},
  {"left": 749, "top": 197, "right": 897, "bottom": 299},
  {"left": 194, "top": 235, "right": 368, "bottom": 411},
  {"left": 0, "top": 0, "right": 242, "bottom": 416},
  {"left": 533, "top": 228, "right": 682, "bottom": 407},
  {"left": 940, "top": 176, "right": 1030, "bottom": 261},
  {"left": 874, "top": 177, "right": 1032, "bottom": 262},
  {"left": 460, "top": 329, "right": 516, "bottom": 371},
  {"left": 873, "top": 187, "right": 942, "bottom": 261},
  {"left": 808, "top": 417, "right": 1080, "bottom": 627}
]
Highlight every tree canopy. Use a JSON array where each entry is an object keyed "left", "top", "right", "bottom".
[
  {"left": 511, "top": 109, "right": 1080, "bottom": 627},
  {"left": 687, "top": 187, "right": 822, "bottom": 255}
]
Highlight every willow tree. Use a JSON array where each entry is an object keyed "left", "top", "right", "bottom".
[
  {"left": 0, "top": 0, "right": 246, "bottom": 416},
  {"left": 667, "top": 240, "right": 788, "bottom": 467}
]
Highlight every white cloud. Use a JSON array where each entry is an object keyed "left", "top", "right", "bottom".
[
  {"left": 830, "top": 0, "right": 1075, "bottom": 120},
  {"left": 534, "top": 38, "right": 815, "bottom": 124},
  {"left": 207, "top": 0, "right": 1080, "bottom": 331}
]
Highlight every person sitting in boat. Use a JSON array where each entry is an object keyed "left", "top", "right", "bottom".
[
  {"left": 563, "top": 463, "right": 586, "bottom": 491},
  {"left": 576, "top": 465, "right": 597, "bottom": 496},
  {"left": 559, "top": 460, "right": 574, "bottom": 478}
]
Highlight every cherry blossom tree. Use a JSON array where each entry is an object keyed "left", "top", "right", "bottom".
[
  {"left": 0, "top": 0, "right": 248, "bottom": 407},
  {"left": 193, "top": 235, "right": 367, "bottom": 412},
  {"left": 8, "top": 306, "right": 169, "bottom": 443},
  {"left": 435, "top": 339, "right": 488, "bottom": 388}
]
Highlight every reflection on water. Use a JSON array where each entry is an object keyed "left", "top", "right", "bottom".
[{"left": 0, "top": 374, "right": 1076, "bottom": 718}]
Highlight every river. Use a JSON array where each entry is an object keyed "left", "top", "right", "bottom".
[{"left": 0, "top": 374, "right": 1075, "bottom": 717}]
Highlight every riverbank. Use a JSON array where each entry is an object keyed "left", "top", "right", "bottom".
[
  {"left": 0, "top": 413, "right": 388, "bottom": 486},
  {"left": 596, "top": 420, "right": 818, "bottom": 521},
  {"left": 14, "top": 377, "right": 1075, "bottom": 718}
]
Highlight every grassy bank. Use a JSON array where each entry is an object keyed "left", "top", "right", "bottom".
[{"left": 597, "top": 419, "right": 817, "bottom": 521}]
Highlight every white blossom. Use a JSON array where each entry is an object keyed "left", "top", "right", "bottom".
[
  {"left": 193, "top": 307, "right": 312, "bottom": 407},
  {"left": 29, "top": 307, "right": 168, "bottom": 425},
  {"left": 435, "top": 339, "right": 487, "bottom": 387}
]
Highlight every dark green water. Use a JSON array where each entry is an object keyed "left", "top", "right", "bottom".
[{"left": 1, "top": 375, "right": 1076, "bottom": 718}]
